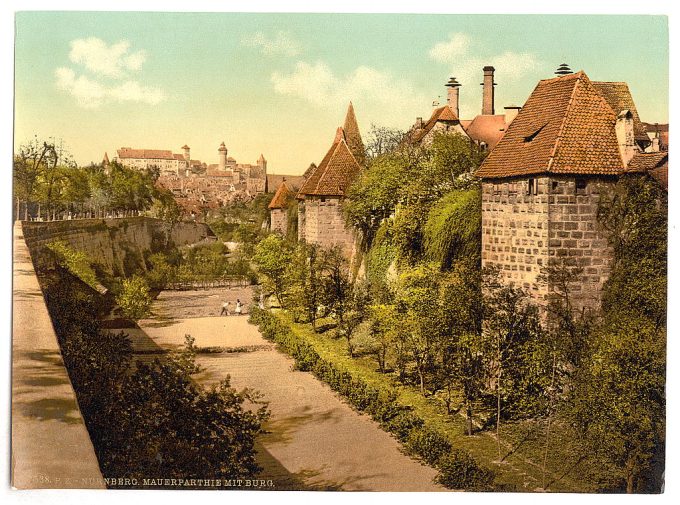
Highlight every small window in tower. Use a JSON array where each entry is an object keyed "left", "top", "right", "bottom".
[
  {"left": 552, "top": 181, "right": 559, "bottom": 191},
  {"left": 527, "top": 178, "right": 536, "bottom": 195},
  {"left": 575, "top": 178, "right": 587, "bottom": 195}
]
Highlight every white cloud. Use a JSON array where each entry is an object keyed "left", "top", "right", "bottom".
[
  {"left": 428, "top": 34, "right": 540, "bottom": 87},
  {"left": 56, "top": 37, "right": 166, "bottom": 109},
  {"left": 272, "top": 61, "right": 426, "bottom": 118},
  {"left": 452, "top": 52, "right": 540, "bottom": 88},
  {"left": 55, "top": 67, "right": 166, "bottom": 108},
  {"left": 242, "top": 31, "right": 301, "bottom": 57},
  {"left": 55, "top": 67, "right": 107, "bottom": 109},
  {"left": 428, "top": 33, "right": 470, "bottom": 63},
  {"left": 69, "top": 37, "right": 147, "bottom": 78}
]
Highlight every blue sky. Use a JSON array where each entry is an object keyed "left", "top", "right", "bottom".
[{"left": 14, "top": 12, "right": 668, "bottom": 174}]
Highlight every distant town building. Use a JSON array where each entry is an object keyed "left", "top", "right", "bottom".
[
  {"left": 475, "top": 68, "right": 665, "bottom": 314},
  {"left": 297, "top": 103, "right": 365, "bottom": 254}
]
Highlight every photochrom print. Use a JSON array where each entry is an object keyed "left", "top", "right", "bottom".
[{"left": 11, "top": 10, "right": 668, "bottom": 493}]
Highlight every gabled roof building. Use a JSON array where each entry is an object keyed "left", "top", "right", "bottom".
[
  {"left": 475, "top": 69, "right": 665, "bottom": 313},
  {"left": 297, "top": 104, "right": 365, "bottom": 253}
]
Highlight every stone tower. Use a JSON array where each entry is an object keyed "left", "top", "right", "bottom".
[
  {"left": 218, "top": 142, "right": 228, "bottom": 171},
  {"left": 182, "top": 144, "right": 190, "bottom": 162},
  {"left": 476, "top": 70, "right": 651, "bottom": 314}
]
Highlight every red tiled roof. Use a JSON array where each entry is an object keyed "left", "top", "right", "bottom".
[
  {"left": 297, "top": 128, "right": 363, "bottom": 197},
  {"left": 302, "top": 162, "right": 317, "bottom": 179},
  {"left": 626, "top": 152, "right": 667, "bottom": 173},
  {"left": 592, "top": 82, "right": 648, "bottom": 144},
  {"left": 173, "top": 154, "right": 186, "bottom": 161},
  {"left": 411, "top": 105, "right": 461, "bottom": 142},
  {"left": 117, "top": 148, "right": 174, "bottom": 160},
  {"left": 268, "top": 181, "right": 294, "bottom": 209},
  {"left": 343, "top": 102, "right": 366, "bottom": 165},
  {"left": 476, "top": 71, "right": 625, "bottom": 179},
  {"left": 465, "top": 114, "right": 507, "bottom": 149},
  {"left": 267, "top": 174, "right": 305, "bottom": 193}
]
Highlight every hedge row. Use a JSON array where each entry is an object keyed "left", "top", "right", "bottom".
[{"left": 250, "top": 308, "right": 495, "bottom": 490}]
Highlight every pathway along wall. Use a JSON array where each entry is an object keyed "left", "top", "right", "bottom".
[{"left": 22, "top": 217, "right": 215, "bottom": 277}]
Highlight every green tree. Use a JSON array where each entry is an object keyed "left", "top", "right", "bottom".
[
  {"left": 568, "top": 319, "right": 665, "bottom": 493},
  {"left": 253, "top": 234, "right": 294, "bottom": 307},
  {"left": 482, "top": 270, "right": 543, "bottom": 460},
  {"left": 116, "top": 275, "right": 152, "bottom": 320}
]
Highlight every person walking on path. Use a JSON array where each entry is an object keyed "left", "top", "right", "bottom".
[
  {"left": 220, "top": 300, "right": 231, "bottom": 316},
  {"left": 258, "top": 293, "right": 265, "bottom": 310},
  {"left": 235, "top": 299, "right": 243, "bottom": 316}
]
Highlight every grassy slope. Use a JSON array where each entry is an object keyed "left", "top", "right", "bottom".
[{"left": 279, "top": 312, "right": 598, "bottom": 492}]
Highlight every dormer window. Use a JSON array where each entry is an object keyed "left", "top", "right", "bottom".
[{"left": 524, "top": 123, "right": 547, "bottom": 143}]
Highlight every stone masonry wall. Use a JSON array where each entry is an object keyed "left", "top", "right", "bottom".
[
  {"left": 481, "top": 177, "right": 551, "bottom": 303},
  {"left": 302, "top": 196, "right": 355, "bottom": 255},
  {"left": 482, "top": 175, "right": 616, "bottom": 313},
  {"left": 22, "top": 217, "right": 214, "bottom": 277},
  {"left": 270, "top": 208, "right": 287, "bottom": 235},
  {"left": 547, "top": 176, "right": 615, "bottom": 313}
]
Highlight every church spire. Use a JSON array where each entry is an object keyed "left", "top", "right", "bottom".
[{"left": 343, "top": 101, "right": 366, "bottom": 166}]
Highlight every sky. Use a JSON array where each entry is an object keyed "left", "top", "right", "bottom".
[{"left": 13, "top": 12, "right": 669, "bottom": 175}]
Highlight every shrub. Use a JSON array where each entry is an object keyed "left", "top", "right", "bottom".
[
  {"left": 249, "top": 307, "right": 493, "bottom": 490},
  {"left": 116, "top": 275, "right": 152, "bottom": 320},
  {"left": 406, "top": 428, "right": 452, "bottom": 466},
  {"left": 435, "top": 450, "right": 495, "bottom": 491}
]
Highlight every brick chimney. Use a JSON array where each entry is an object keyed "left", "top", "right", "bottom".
[
  {"left": 481, "top": 66, "right": 496, "bottom": 115},
  {"left": 615, "top": 110, "right": 636, "bottom": 167},
  {"left": 445, "top": 77, "right": 461, "bottom": 118}
]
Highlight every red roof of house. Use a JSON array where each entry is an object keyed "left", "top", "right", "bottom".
[
  {"left": 267, "top": 174, "right": 305, "bottom": 193},
  {"left": 268, "top": 181, "right": 294, "bottom": 209},
  {"left": 117, "top": 148, "right": 174, "bottom": 160},
  {"left": 343, "top": 102, "right": 366, "bottom": 165},
  {"left": 297, "top": 127, "right": 363, "bottom": 197},
  {"left": 626, "top": 152, "right": 668, "bottom": 190},
  {"left": 476, "top": 71, "right": 625, "bottom": 179},
  {"left": 411, "top": 105, "right": 461, "bottom": 143},
  {"left": 465, "top": 114, "right": 507, "bottom": 149},
  {"left": 592, "top": 82, "right": 648, "bottom": 144}
]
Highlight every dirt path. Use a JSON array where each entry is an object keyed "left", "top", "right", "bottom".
[{"left": 133, "top": 288, "right": 443, "bottom": 491}]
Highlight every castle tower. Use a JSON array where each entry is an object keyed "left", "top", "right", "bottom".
[
  {"left": 343, "top": 102, "right": 366, "bottom": 166},
  {"left": 182, "top": 144, "right": 190, "bottom": 162},
  {"left": 218, "top": 142, "right": 228, "bottom": 171}
]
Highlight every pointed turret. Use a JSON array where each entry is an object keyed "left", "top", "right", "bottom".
[
  {"left": 102, "top": 152, "right": 110, "bottom": 166},
  {"left": 342, "top": 102, "right": 366, "bottom": 166}
]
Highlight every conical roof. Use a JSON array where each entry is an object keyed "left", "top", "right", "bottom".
[
  {"left": 268, "top": 181, "right": 294, "bottom": 209},
  {"left": 343, "top": 102, "right": 366, "bottom": 166},
  {"left": 297, "top": 128, "right": 362, "bottom": 197}
]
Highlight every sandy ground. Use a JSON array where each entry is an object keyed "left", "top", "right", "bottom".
[{"left": 129, "top": 288, "right": 443, "bottom": 491}]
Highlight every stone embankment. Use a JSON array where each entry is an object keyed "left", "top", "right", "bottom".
[{"left": 22, "top": 217, "right": 214, "bottom": 276}]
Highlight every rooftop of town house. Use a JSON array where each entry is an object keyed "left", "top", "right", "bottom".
[
  {"left": 626, "top": 151, "right": 668, "bottom": 190},
  {"left": 410, "top": 105, "right": 460, "bottom": 143},
  {"left": 267, "top": 174, "right": 306, "bottom": 193},
  {"left": 117, "top": 148, "right": 175, "bottom": 160},
  {"left": 592, "top": 81, "right": 649, "bottom": 144},
  {"left": 475, "top": 71, "right": 626, "bottom": 179},
  {"left": 464, "top": 114, "right": 508, "bottom": 149}
]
